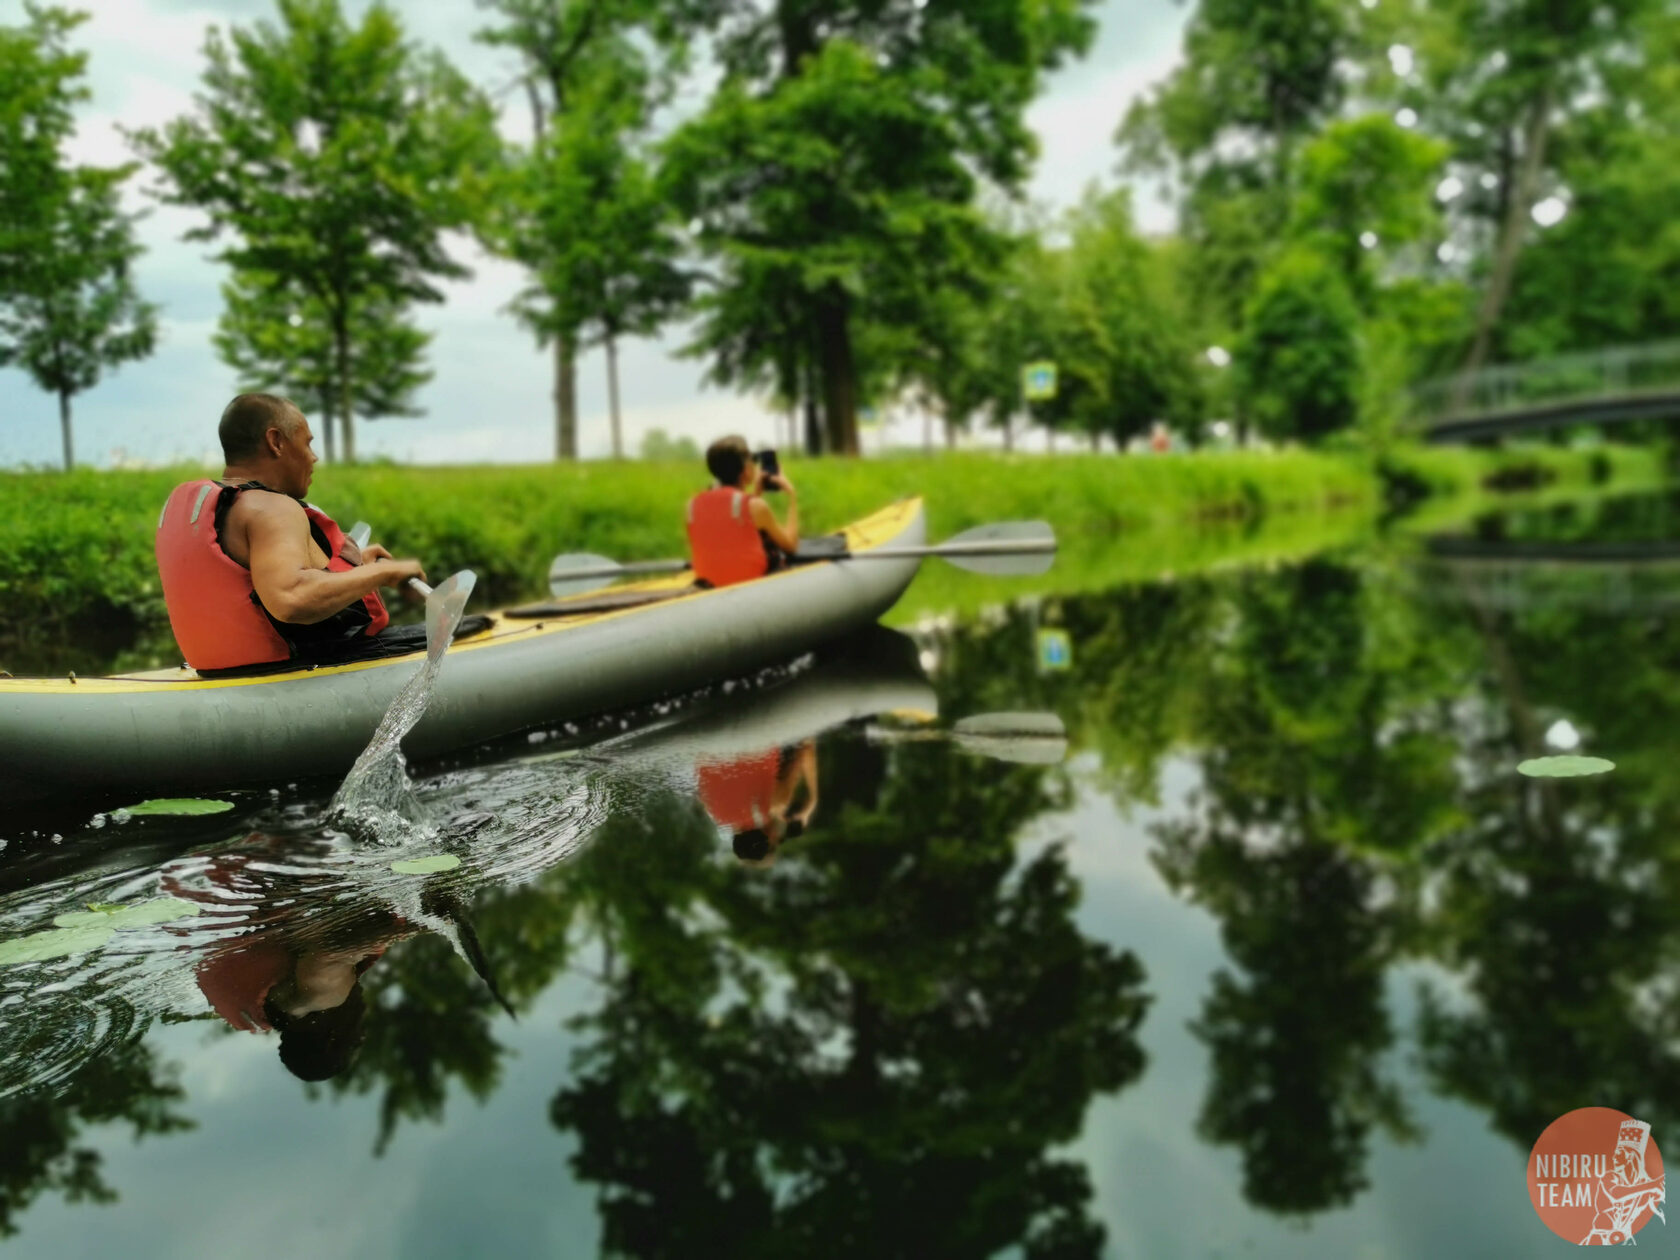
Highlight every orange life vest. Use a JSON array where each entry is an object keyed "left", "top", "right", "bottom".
[
  {"left": 155, "top": 479, "right": 388, "bottom": 672},
  {"left": 697, "top": 749, "right": 782, "bottom": 831},
  {"left": 686, "top": 486, "right": 770, "bottom": 588}
]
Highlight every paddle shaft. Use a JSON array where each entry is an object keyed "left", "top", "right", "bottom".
[
  {"left": 552, "top": 539, "right": 1054, "bottom": 585},
  {"left": 347, "top": 523, "right": 431, "bottom": 598}
]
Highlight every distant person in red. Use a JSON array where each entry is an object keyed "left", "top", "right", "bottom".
[
  {"left": 1149, "top": 421, "right": 1171, "bottom": 453},
  {"left": 686, "top": 435, "right": 800, "bottom": 588},
  {"left": 154, "top": 393, "right": 427, "bottom": 673},
  {"left": 698, "top": 740, "right": 819, "bottom": 866}
]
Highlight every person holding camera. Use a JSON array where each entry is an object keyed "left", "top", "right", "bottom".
[{"left": 686, "top": 434, "right": 800, "bottom": 588}]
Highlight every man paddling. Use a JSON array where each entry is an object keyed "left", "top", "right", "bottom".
[
  {"left": 155, "top": 393, "right": 426, "bottom": 674},
  {"left": 686, "top": 435, "right": 800, "bottom": 587}
]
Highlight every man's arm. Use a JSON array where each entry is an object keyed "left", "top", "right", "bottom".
[
  {"left": 748, "top": 477, "right": 799, "bottom": 554},
  {"left": 244, "top": 496, "right": 424, "bottom": 624}
]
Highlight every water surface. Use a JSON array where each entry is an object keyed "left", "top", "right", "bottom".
[{"left": 2, "top": 498, "right": 1676, "bottom": 1256}]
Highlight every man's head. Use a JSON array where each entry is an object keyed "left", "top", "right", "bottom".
[
  {"left": 706, "top": 435, "right": 755, "bottom": 490},
  {"left": 263, "top": 983, "right": 367, "bottom": 1082},
  {"left": 219, "top": 393, "right": 316, "bottom": 497}
]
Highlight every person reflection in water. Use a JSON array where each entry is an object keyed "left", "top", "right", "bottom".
[
  {"left": 195, "top": 930, "right": 393, "bottom": 1081},
  {"left": 697, "top": 739, "right": 819, "bottom": 867},
  {"left": 163, "top": 838, "right": 412, "bottom": 1081}
]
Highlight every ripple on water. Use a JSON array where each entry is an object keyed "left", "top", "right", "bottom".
[{"left": 0, "top": 989, "right": 139, "bottom": 1099}]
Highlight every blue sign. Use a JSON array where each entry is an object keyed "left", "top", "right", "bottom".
[
  {"left": 1022, "top": 361, "right": 1058, "bottom": 401},
  {"left": 1037, "top": 628, "right": 1072, "bottom": 672}
]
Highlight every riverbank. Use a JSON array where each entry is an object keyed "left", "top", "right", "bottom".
[{"left": 0, "top": 442, "right": 1664, "bottom": 672}]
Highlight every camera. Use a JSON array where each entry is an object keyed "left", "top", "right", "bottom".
[{"left": 754, "top": 448, "right": 782, "bottom": 491}]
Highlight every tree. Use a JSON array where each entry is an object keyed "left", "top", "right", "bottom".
[
  {"left": 130, "top": 0, "right": 497, "bottom": 462},
  {"left": 212, "top": 270, "right": 432, "bottom": 426},
  {"left": 0, "top": 4, "right": 158, "bottom": 471},
  {"left": 482, "top": 69, "right": 690, "bottom": 460},
  {"left": 1234, "top": 245, "right": 1362, "bottom": 442},
  {"left": 475, "top": 0, "right": 692, "bottom": 461},
  {"left": 1388, "top": 0, "right": 1665, "bottom": 382},
  {"left": 664, "top": 1, "right": 1098, "bottom": 456}
]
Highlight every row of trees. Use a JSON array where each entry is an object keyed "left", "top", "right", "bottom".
[{"left": 3, "top": 0, "right": 1678, "bottom": 466}]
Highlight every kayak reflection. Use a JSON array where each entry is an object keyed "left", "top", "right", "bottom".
[{"left": 0, "top": 628, "right": 939, "bottom": 1096}]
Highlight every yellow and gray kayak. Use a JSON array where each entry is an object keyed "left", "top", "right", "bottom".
[{"left": 0, "top": 500, "right": 925, "bottom": 799}]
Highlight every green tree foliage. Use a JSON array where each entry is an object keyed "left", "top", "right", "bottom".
[
  {"left": 0, "top": 4, "right": 157, "bottom": 471},
  {"left": 1234, "top": 246, "right": 1362, "bottom": 441},
  {"left": 212, "top": 270, "right": 432, "bottom": 424},
  {"left": 475, "top": 0, "right": 690, "bottom": 461},
  {"left": 484, "top": 78, "right": 690, "bottom": 460},
  {"left": 664, "top": 0, "right": 1097, "bottom": 456},
  {"left": 637, "top": 426, "right": 699, "bottom": 462},
  {"left": 129, "top": 0, "right": 497, "bottom": 462}
]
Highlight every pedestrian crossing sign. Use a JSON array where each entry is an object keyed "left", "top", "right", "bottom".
[{"left": 1023, "top": 362, "right": 1058, "bottom": 401}]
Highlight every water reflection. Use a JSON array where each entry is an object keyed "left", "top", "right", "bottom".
[{"left": 4, "top": 516, "right": 1680, "bottom": 1253}]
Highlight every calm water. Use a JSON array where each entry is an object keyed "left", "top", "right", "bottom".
[{"left": 2, "top": 494, "right": 1677, "bottom": 1256}]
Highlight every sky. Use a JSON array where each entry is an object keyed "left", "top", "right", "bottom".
[{"left": 0, "top": 0, "right": 1190, "bottom": 470}]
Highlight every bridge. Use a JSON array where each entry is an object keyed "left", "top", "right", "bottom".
[
  {"left": 1412, "top": 537, "right": 1680, "bottom": 613},
  {"left": 1406, "top": 340, "right": 1680, "bottom": 442}
]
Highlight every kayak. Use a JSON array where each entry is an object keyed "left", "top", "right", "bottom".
[{"left": 0, "top": 498, "right": 926, "bottom": 801}]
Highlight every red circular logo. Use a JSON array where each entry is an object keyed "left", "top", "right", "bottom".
[{"left": 1529, "top": 1108, "right": 1666, "bottom": 1244}]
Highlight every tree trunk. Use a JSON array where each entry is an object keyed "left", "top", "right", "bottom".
[
  {"left": 816, "top": 293, "right": 859, "bottom": 456},
  {"left": 1046, "top": 423, "right": 1055, "bottom": 454},
  {"left": 1089, "top": 429, "right": 1100, "bottom": 453},
  {"left": 58, "top": 389, "right": 73, "bottom": 471},
  {"left": 333, "top": 308, "right": 355, "bottom": 463},
  {"left": 1455, "top": 83, "right": 1555, "bottom": 403},
  {"left": 923, "top": 406, "right": 933, "bottom": 454},
  {"left": 554, "top": 334, "right": 578, "bottom": 460},
  {"left": 1001, "top": 415, "right": 1014, "bottom": 452},
  {"left": 802, "top": 354, "right": 822, "bottom": 456},
  {"left": 944, "top": 415, "right": 956, "bottom": 449},
  {"left": 605, "top": 332, "right": 623, "bottom": 459}
]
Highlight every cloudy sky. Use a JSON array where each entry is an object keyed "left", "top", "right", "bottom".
[{"left": 0, "top": 0, "right": 1189, "bottom": 469}]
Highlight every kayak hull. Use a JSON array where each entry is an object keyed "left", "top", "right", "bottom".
[{"left": 0, "top": 500, "right": 925, "bottom": 799}]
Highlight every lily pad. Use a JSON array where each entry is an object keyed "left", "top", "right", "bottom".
[
  {"left": 122, "top": 797, "right": 235, "bottom": 816},
  {"left": 1517, "top": 755, "right": 1615, "bottom": 778},
  {"left": 390, "top": 854, "right": 461, "bottom": 875},
  {"left": 52, "top": 897, "right": 201, "bottom": 930},
  {"left": 0, "top": 925, "right": 115, "bottom": 966}
]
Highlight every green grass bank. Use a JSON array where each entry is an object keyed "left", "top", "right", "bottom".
[{"left": 0, "top": 442, "right": 1664, "bottom": 672}]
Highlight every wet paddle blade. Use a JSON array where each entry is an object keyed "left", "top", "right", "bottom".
[
  {"left": 950, "top": 711, "right": 1068, "bottom": 765},
  {"left": 423, "top": 569, "right": 476, "bottom": 663},
  {"left": 865, "top": 710, "right": 1068, "bottom": 765},
  {"left": 348, "top": 521, "right": 372, "bottom": 549},
  {"left": 938, "top": 521, "right": 1057, "bottom": 576}
]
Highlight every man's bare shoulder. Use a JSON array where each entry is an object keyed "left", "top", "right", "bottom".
[{"left": 225, "top": 487, "right": 306, "bottom": 529}]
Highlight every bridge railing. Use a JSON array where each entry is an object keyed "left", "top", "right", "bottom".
[{"left": 1407, "top": 339, "right": 1680, "bottom": 428}]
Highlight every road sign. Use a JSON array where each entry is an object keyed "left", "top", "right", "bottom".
[
  {"left": 1036, "top": 628, "right": 1072, "bottom": 672},
  {"left": 1023, "top": 361, "right": 1058, "bottom": 401}
]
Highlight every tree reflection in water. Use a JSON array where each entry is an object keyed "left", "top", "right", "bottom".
[{"left": 6, "top": 534, "right": 1680, "bottom": 1244}]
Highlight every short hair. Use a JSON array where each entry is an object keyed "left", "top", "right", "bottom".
[
  {"left": 706, "top": 435, "right": 751, "bottom": 485},
  {"left": 220, "top": 393, "right": 301, "bottom": 463},
  {"left": 732, "top": 828, "right": 771, "bottom": 862},
  {"left": 265, "top": 984, "right": 367, "bottom": 1082}
]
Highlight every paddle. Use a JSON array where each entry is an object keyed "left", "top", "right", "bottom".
[
  {"left": 866, "top": 711, "right": 1069, "bottom": 765},
  {"left": 329, "top": 525, "right": 477, "bottom": 835},
  {"left": 548, "top": 520, "right": 1057, "bottom": 597}
]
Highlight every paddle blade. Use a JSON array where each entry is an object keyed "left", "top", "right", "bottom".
[
  {"left": 941, "top": 521, "right": 1057, "bottom": 576},
  {"left": 348, "top": 520, "right": 372, "bottom": 549},
  {"left": 951, "top": 711, "right": 1069, "bottom": 765},
  {"left": 548, "top": 553, "right": 622, "bottom": 597},
  {"left": 424, "top": 569, "right": 477, "bottom": 662}
]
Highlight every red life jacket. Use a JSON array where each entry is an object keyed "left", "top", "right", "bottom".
[
  {"left": 686, "top": 486, "right": 769, "bottom": 588},
  {"left": 697, "top": 749, "right": 782, "bottom": 831},
  {"left": 154, "top": 479, "right": 388, "bottom": 672}
]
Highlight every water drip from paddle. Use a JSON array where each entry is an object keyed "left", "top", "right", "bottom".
[{"left": 329, "top": 570, "right": 476, "bottom": 845}]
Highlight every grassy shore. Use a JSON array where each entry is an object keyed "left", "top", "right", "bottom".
[{"left": 0, "top": 442, "right": 1665, "bottom": 671}]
